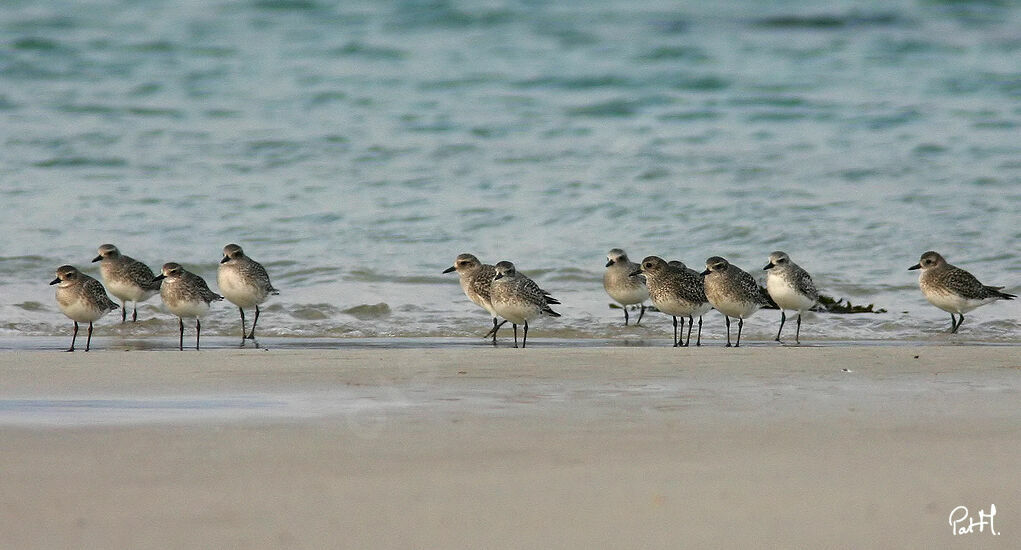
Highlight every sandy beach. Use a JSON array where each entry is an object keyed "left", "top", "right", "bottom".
[{"left": 0, "top": 344, "right": 1017, "bottom": 548}]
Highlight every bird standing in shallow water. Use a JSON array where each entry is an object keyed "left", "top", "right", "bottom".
[
  {"left": 443, "top": 253, "right": 505, "bottom": 345},
  {"left": 50, "top": 265, "right": 118, "bottom": 352},
  {"left": 702, "top": 256, "right": 770, "bottom": 347},
  {"left": 909, "top": 251, "right": 1015, "bottom": 334},
  {"left": 490, "top": 261, "right": 561, "bottom": 348},
  {"left": 764, "top": 251, "right": 818, "bottom": 345},
  {"left": 92, "top": 244, "right": 161, "bottom": 322},
  {"left": 604, "top": 248, "right": 649, "bottom": 326},
  {"left": 154, "top": 263, "right": 223, "bottom": 350},
  {"left": 218, "top": 244, "right": 278, "bottom": 343},
  {"left": 632, "top": 257, "right": 710, "bottom": 347}
]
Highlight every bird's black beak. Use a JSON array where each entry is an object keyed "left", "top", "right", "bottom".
[
  {"left": 49, "top": 277, "right": 60, "bottom": 285},
  {"left": 700, "top": 269, "right": 710, "bottom": 276},
  {"left": 908, "top": 263, "right": 921, "bottom": 271},
  {"left": 442, "top": 266, "right": 456, "bottom": 274},
  {"left": 763, "top": 262, "right": 775, "bottom": 270},
  {"left": 152, "top": 274, "right": 166, "bottom": 283},
  {"left": 493, "top": 273, "right": 503, "bottom": 280},
  {"left": 605, "top": 260, "right": 614, "bottom": 267},
  {"left": 220, "top": 256, "right": 229, "bottom": 264},
  {"left": 629, "top": 269, "right": 642, "bottom": 277},
  {"left": 91, "top": 255, "right": 102, "bottom": 263}
]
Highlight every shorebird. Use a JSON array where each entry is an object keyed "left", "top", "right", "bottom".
[
  {"left": 763, "top": 251, "right": 819, "bottom": 344},
  {"left": 218, "top": 244, "right": 279, "bottom": 342},
  {"left": 154, "top": 263, "right": 223, "bottom": 350},
  {"left": 443, "top": 253, "right": 505, "bottom": 344},
  {"left": 604, "top": 248, "right": 649, "bottom": 326},
  {"left": 50, "top": 265, "right": 118, "bottom": 351},
  {"left": 909, "top": 251, "right": 1015, "bottom": 334},
  {"left": 702, "top": 256, "right": 770, "bottom": 347},
  {"left": 490, "top": 261, "right": 561, "bottom": 348},
  {"left": 92, "top": 244, "right": 161, "bottom": 322},
  {"left": 633, "top": 257, "right": 710, "bottom": 347}
]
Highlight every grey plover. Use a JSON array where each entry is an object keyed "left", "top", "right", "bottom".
[
  {"left": 153, "top": 263, "right": 223, "bottom": 350},
  {"left": 909, "top": 250, "right": 1015, "bottom": 333},
  {"left": 668, "top": 260, "right": 713, "bottom": 346},
  {"left": 763, "top": 251, "right": 819, "bottom": 344},
  {"left": 604, "top": 248, "right": 649, "bottom": 326},
  {"left": 92, "top": 244, "right": 161, "bottom": 322},
  {"left": 633, "top": 257, "right": 710, "bottom": 347},
  {"left": 50, "top": 265, "right": 118, "bottom": 352},
  {"left": 702, "top": 256, "right": 770, "bottom": 347},
  {"left": 490, "top": 261, "right": 561, "bottom": 348},
  {"left": 443, "top": 253, "right": 505, "bottom": 344},
  {"left": 218, "top": 244, "right": 279, "bottom": 341}
]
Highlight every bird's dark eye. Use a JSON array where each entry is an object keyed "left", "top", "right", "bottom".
[{"left": 644, "top": 262, "right": 651, "bottom": 268}]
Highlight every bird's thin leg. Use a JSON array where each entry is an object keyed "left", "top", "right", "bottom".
[
  {"left": 178, "top": 318, "right": 184, "bottom": 351},
  {"left": 635, "top": 305, "right": 645, "bottom": 325},
  {"left": 512, "top": 323, "right": 518, "bottom": 348},
  {"left": 238, "top": 307, "right": 247, "bottom": 342},
  {"left": 775, "top": 310, "right": 786, "bottom": 342},
  {"left": 678, "top": 316, "right": 686, "bottom": 347},
  {"left": 735, "top": 318, "right": 744, "bottom": 348},
  {"left": 522, "top": 321, "right": 528, "bottom": 349},
  {"left": 248, "top": 305, "right": 260, "bottom": 340},
  {"left": 696, "top": 316, "right": 702, "bottom": 346},
  {"left": 67, "top": 321, "right": 79, "bottom": 352},
  {"left": 725, "top": 316, "right": 732, "bottom": 347},
  {"left": 623, "top": 307, "right": 629, "bottom": 326},
  {"left": 952, "top": 313, "right": 964, "bottom": 334},
  {"left": 132, "top": 303, "right": 138, "bottom": 322},
  {"left": 85, "top": 321, "right": 94, "bottom": 352},
  {"left": 196, "top": 318, "right": 201, "bottom": 350},
  {"left": 672, "top": 316, "right": 679, "bottom": 347},
  {"left": 685, "top": 315, "right": 694, "bottom": 347},
  {"left": 795, "top": 313, "right": 802, "bottom": 345},
  {"left": 121, "top": 303, "right": 127, "bottom": 323}
]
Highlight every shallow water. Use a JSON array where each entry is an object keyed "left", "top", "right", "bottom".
[{"left": 1, "top": 0, "right": 1018, "bottom": 346}]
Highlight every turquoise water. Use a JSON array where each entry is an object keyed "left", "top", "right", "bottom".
[{"left": 1, "top": 0, "right": 1018, "bottom": 345}]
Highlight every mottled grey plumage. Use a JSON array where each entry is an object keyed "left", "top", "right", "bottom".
[
  {"left": 92, "top": 244, "right": 161, "bottom": 322},
  {"left": 702, "top": 256, "right": 770, "bottom": 347},
  {"left": 443, "top": 253, "right": 504, "bottom": 343},
  {"left": 218, "top": 244, "right": 279, "bottom": 341},
  {"left": 50, "top": 265, "right": 118, "bottom": 351},
  {"left": 604, "top": 248, "right": 648, "bottom": 326},
  {"left": 634, "top": 257, "right": 710, "bottom": 347},
  {"left": 154, "top": 262, "right": 223, "bottom": 350},
  {"left": 909, "top": 250, "right": 1015, "bottom": 334},
  {"left": 490, "top": 261, "right": 561, "bottom": 348},
  {"left": 763, "top": 251, "right": 818, "bottom": 344}
]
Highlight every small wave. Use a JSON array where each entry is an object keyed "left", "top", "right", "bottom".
[
  {"left": 751, "top": 12, "right": 906, "bottom": 29},
  {"left": 33, "top": 157, "right": 128, "bottom": 168},
  {"left": 343, "top": 303, "right": 391, "bottom": 320}
]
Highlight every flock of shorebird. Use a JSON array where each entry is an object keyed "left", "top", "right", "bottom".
[
  {"left": 443, "top": 249, "right": 1013, "bottom": 348},
  {"left": 49, "top": 245, "right": 1014, "bottom": 351},
  {"left": 51, "top": 244, "right": 277, "bottom": 351}
]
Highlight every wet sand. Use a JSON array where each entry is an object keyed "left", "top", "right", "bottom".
[{"left": 1, "top": 345, "right": 1018, "bottom": 548}]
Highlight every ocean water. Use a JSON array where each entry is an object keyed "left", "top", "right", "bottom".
[{"left": 1, "top": 0, "right": 1018, "bottom": 347}]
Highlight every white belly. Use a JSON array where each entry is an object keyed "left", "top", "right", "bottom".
[
  {"left": 493, "top": 301, "right": 539, "bottom": 324},
  {"left": 608, "top": 284, "right": 649, "bottom": 307},
  {"left": 218, "top": 269, "right": 265, "bottom": 308},
  {"left": 652, "top": 296, "right": 701, "bottom": 317},
  {"left": 766, "top": 277, "right": 815, "bottom": 312},
  {"left": 711, "top": 298, "right": 760, "bottom": 319},
  {"left": 59, "top": 300, "right": 110, "bottom": 323},
  {"left": 165, "top": 299, "right": 211, "bottom": 319},
  {"left": 106, "top": 278, "right": 156, "bottom": 304},
  {"left": 924, "top": 289, "right": 996, "bottom": 315}
]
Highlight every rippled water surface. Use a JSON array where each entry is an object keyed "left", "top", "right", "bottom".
[{"left": 1, "top": 0, "right": 1018, "bottom": 346}]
